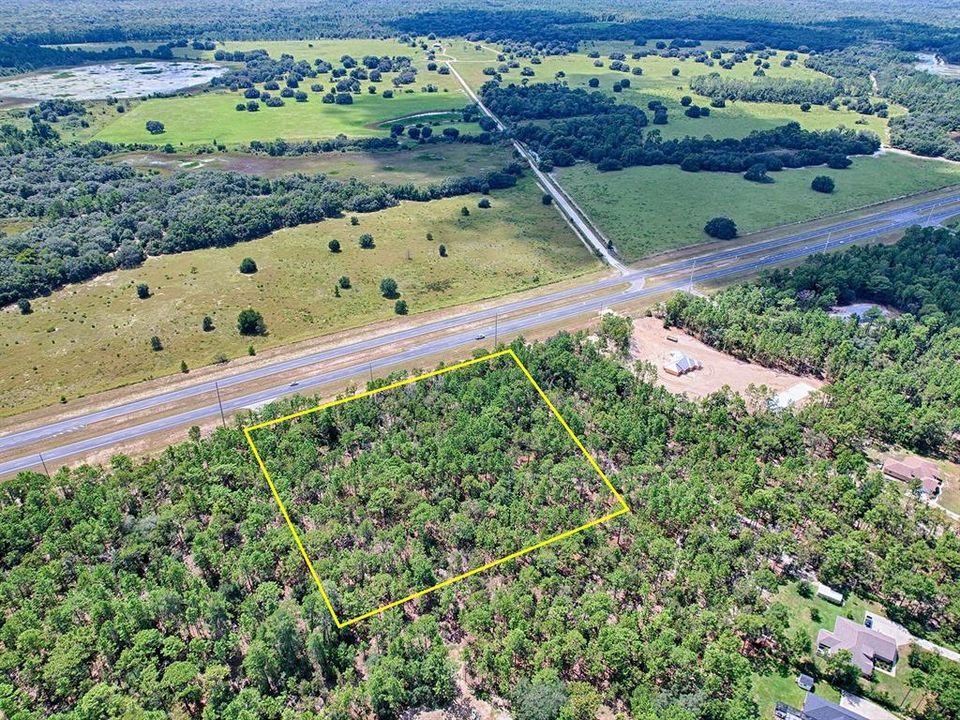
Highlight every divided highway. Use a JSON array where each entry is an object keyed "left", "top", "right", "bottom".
[{"left": 2, "top": 191, "right": 959, "bottom": 476}]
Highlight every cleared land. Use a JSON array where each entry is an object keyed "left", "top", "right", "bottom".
[
  {"left": 556, "top": 153, "right": 960, "bottom": 261},
  {"left": 450, "top": 43, "right": 897, "bottom": 141},
  {"left": 629, "top": 316, "right": 824, "bottom": 401},
  {"left": 112, "top": 140, "right": 501, "bottom": 182},
  {"left": 0, "top": 176, "right": 598, "bottom": 413}
]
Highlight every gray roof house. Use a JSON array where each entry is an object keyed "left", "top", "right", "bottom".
[
  {"left": 775, "top": 693, "right": 869, "bottom": 720},
  {"left": 816, "top": 616, "right": 898, "bottom": 677}
]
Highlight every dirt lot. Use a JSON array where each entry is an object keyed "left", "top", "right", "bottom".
[{"left": 630, "top": 316, "right": 824, "bottom": 402}]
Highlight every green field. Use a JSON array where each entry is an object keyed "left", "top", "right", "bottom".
[
  {"left": 556, "top": 153, "right": 960, "bottom": 261},
  {"left": 450, "top": 43, "right": 897, "bottom": 141},
  {"left": 112, "top": 140, "right": 509, "bottom": 182},
  {"left": 87, "top": 87, "right": 464, "bottom": 146},
  {"left": 0, "top": 176, "right": 599, "bottom": 413},
  {"left": 63, "top": 37, "right": 467, "bottom": 146}
]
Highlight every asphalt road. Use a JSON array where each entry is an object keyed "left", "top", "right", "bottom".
[
  {"left": 2, "top": 195, "right": 958, "bottom": 476},
  {"left": 443, "top": 53, "right": 628, "bottom": 272}
]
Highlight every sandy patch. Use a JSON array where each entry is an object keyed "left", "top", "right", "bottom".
[{"left": 630, "top": 316, "right": 825, "bottom": 402}]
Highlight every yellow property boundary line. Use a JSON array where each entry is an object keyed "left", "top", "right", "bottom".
[{"left": 243, "top": 348, "right": 630, "bottom": 628}]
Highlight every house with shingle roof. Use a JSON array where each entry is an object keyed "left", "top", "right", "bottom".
[
  {"left": 883, "top": 456, "right": 942, "bottom": 500},
  {"left": 816, "top": 616, "right": 898, "bottom": 677}
]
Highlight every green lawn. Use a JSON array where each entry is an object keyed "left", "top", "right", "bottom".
[
  {"left": 753, "top": 671, "right": 841, "bottom": 718},
  {"left": 555, "top": 153, "right": 960, "bottom": 261},
  {"left": 0, "top": 176, "right": 599, "bottom": 414}
]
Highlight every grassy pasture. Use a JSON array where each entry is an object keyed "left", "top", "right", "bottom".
[
  {"left": 87, "top": 87, "right": 464, "bottom": 146},
  {"left": 450, "top": 44, "right": 898, "bottom": 141},
  {"left": 65, "top": 37, "right": 467, "bottom": 146},
  {"left": 112, "top": 141, "right": 512, "bottom": 182},
  {"left": 555, "top": 153, "right": 960, "bottom": 261},
  {"left": 0, "top": 176, "right": 598, "bottom": 413}
]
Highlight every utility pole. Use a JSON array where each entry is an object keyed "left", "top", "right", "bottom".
[
  {"left": 823, "top": 231, "right": 832, "bottom": 253},
  {"left": 494, "top": 313, "right": 498, "bottom": 346},
  {"left": 38, "top": 452, "right": 50, "bottom": 479},
  {"left": 214, "top": 381, "right": 226, "bottom": 428}
]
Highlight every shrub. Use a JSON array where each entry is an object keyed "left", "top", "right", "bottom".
[
  {"left": 704, "top": 216, "right": 738, "bottom": 239},
  {"left": 744, "top": 163, "right": 774, "bottom": 183},
  {"left": 394, "top": 299, "right": 408, "bottom": 315},
  {"left": 461, "top": 207, "right": 470, "bottom": 217},
  {"left": 150, "top": 336, "right": 163, "bottom": 351},
  {"left": 136, "top": 283, "right": 150, "bottom": 299},
  {"left": 239, "top": 257, "right": 258, "bottom": 274},
  {"left": 145, "top": 120, "right": 165, "bottom": 135},
  {"left": 438, "top": 244, "right": 447, "bottom": 257},
  {"left": 811, "top": 175, "right": 835, "bottom": 193},
  {"left": 237, "top": 308, "right": 266, "bottom": 336},
  {"left": 359, "top": 233, "right": 375, "bottom": 249},
  {"left": 379, "top": 277, "right": 399, "bottom": 298},
  {"left": 478, "top": 198, "right": 491, "bottom": 208},
  {"left": 202, "top": 316, "right": 214, "bottom": 332},
  {"left": 17, "top": 298, "right": 31, "bottom": 315},
  {"left": 328, "top": 239, "right": 341, "bottom": 253},
  {"left": 338, "top": 276, "right": 351, "bottom": 289}
]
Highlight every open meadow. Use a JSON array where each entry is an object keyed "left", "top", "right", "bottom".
[
  {"left": 0, "top": 176, "right": 598, "bottom": 413},
  {"left": 112, "top": 141, "right": 512, "bottom": 181},
  {"left": 46, "top": 37, "right": 471, "bottom": 146},
  {"left": 556, "top": 153, "right": 960, "bottom": 261}
]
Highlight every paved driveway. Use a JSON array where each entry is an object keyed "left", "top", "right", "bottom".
[
  {"left": 840, "top": 691, "right": 902, "bottom": 720},
  {"left": 865, "top": 613, "right": 960, "bottom": 662}
]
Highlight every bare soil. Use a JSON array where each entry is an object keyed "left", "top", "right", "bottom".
[{"left": 630, "top": 316, "right": 824, "bottom": 402}]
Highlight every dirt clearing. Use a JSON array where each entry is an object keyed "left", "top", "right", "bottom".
[{"left": 630, "top": 316, "right": 825, "bottom": 402}]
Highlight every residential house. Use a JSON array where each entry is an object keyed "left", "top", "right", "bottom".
[
  {"left": 663, "top": 351, "right": 702, "bottom": 376},
  {"left": 883, "top": 456, "right": 942, "bottom": 500},
  {"left": 775, "top": 693, "right": 870, "bottom": 720},
  {"left": 816, "top": 616, "right": 898, "bottom": 677}
]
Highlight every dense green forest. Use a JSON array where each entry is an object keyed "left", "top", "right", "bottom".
[
  {"left": 3, "top": 291, "right": 960, "bottom": 718},
  {"left": 664, "top": 224, "right": 960, "bottom": 456}
]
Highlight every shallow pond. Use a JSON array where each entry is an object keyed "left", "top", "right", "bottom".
[
  {"left": 916, "top": 52, "right": 960, "bottom": 80},
  {"left": 0, "top": 61, "right": 226, "bottom": 100}
]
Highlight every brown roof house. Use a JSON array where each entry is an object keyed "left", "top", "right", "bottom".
[
  {"left": 883, "top": 456, "right": 942, "bottom": 500},
  {"left": 816, "top": 616, "right": 898, "bottom": 677}
]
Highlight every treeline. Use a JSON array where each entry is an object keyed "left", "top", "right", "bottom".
[
  {"left": 488, "top": 84, "right": 879, "bottom": 173},
  {"left": 246, "top": 130, "right": 496, "bottom": 157},
  {"left": 690, "top": 73, "right": 842, "bottom": 105},
  {"left": 480, "top": 82, "right": 621, "bottom": 120},
  {"left": 394, "top": 10, "right": 960, "bottom": 60},
  {"left": 806, "top": 47, "right": 960, "bottom": 160},
  {"left": 663, "top": 224, "right": 960, "bottom": 456},
  {"left": 3, "top": 330, "right": 959, "bottom": 718},
  {"left": 0, "top": 139, "right": 522, "bottom": 305},
  {"left": 0, "top": 41, "right": 175, "bottom": 76}
]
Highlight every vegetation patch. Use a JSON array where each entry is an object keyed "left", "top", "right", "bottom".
[{"left": 245, "top": 349, "right": 628, "bottom": 626}]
